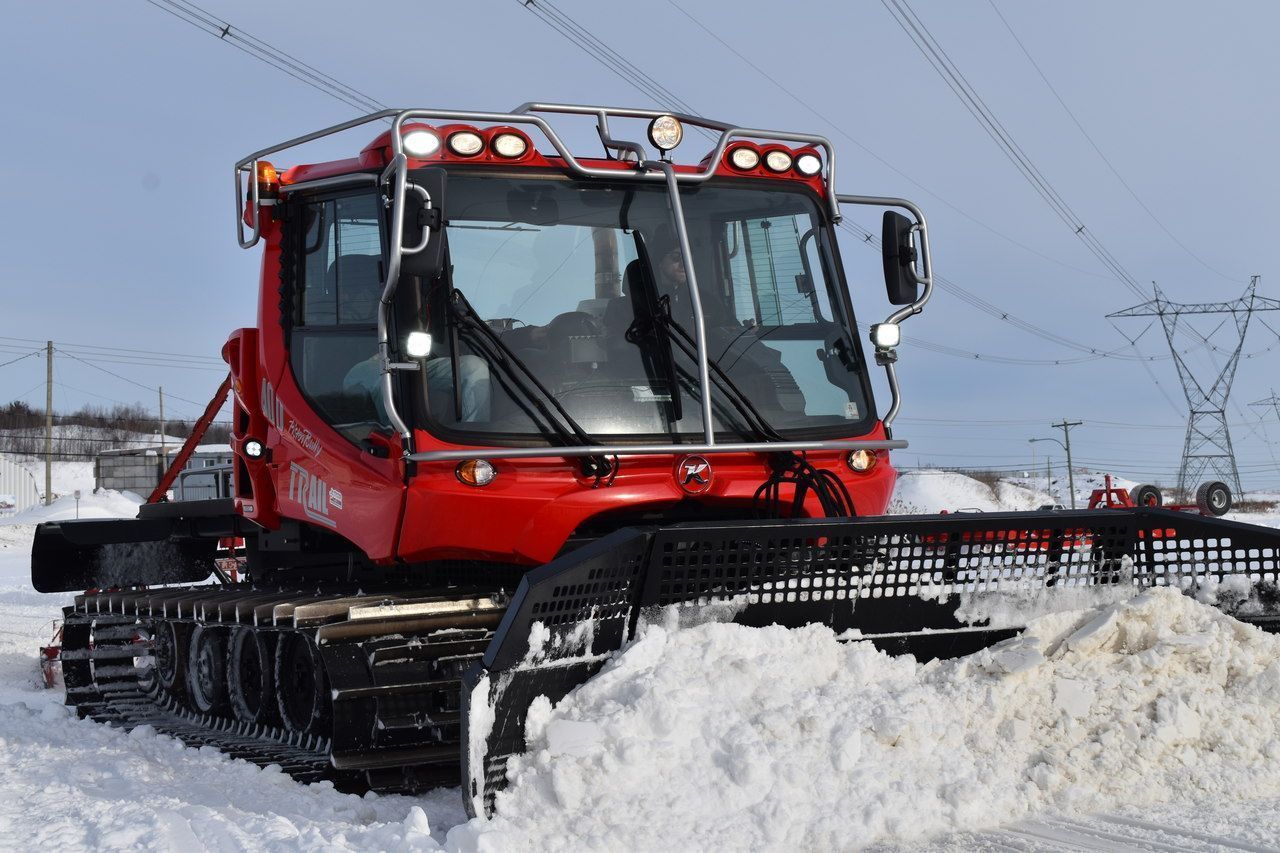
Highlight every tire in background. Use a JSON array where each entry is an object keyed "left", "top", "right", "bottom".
[
  {"left": 1130, "top": 484, "right": 1163, "bottom": 508},
  {"left": 1196, "top": 481, "right": 1233, "bottom": 516}
]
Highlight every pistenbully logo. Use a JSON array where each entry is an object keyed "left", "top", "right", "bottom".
[{"left": 676, "top": 455, "right": 713, "bottom": 494}]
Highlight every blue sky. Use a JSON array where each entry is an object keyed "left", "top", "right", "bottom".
[{"left": 3, "top": 1, "right": 1278, "bottom": 488}]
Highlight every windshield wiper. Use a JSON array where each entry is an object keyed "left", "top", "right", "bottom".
[
  {"left": 628, "top": 233, "right": 782, "bottom": 443},
  {"left": 648, "top": 299, "right": 785, "bottom": 443},
  {"left": 446, "top": 289, "right": 600, "bottom": 454}
]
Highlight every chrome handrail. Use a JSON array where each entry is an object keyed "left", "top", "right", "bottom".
[
  {"left": 836, "top": 195, "right": 934, "bottom": 435},
  {"left": 409, "top": 439, "right": 906, "bottom": 464},
  {"left": 234, "top": 103, "right": 842, "bottom": 249}
]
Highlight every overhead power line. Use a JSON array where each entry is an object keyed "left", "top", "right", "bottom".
[
  {"left": 986, "top": 0, "right": 1241, "bottom": 283},
  {"left": 517, "top": 0, "right": 1170, "bottom": 367},
  {"left": 880, "top": 0, "right": 1152, "bottom": 302},
  {"left": 0, "top": 350, "right": 43, "bottom": 370},
  {"left": 143, "top": 0, "right": 387, "bottom": 113}
]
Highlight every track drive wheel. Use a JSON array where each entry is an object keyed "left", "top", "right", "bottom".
[
  {"left": 274, "top": 631, "right": 329, "bottom": 737},
  {"left": 227, "top": 627, "right": 275, "bottom": 725},
  {"left": 1196, "top": 481, "right": 1232, "bottom": 516},
  {"left": 1130, "top": 484, "right": 1163, "bottom": 507},
  {"left": 186, "top": 625, "right": 229, "bottom": 714}
]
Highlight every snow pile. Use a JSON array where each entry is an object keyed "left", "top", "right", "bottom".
[
  {"left": 1, "top": 489, "right": 141, "bottom": 524},
  {"left": 458, "top": 590, "right": 1280, "bottom": 850},
  {"left": 889, "top": 469, "right": 1051, "bottom": 514}
]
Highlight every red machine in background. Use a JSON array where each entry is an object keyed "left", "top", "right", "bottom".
[{"left": 1087, "top": 474, "right": 1233, "bottom": 517}]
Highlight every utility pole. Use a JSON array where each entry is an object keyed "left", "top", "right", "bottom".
[
  {"left": 1052, "top": 419, "right": 1083, "bottom": 509},
  {"left": 158, "top": 386, "right": 167, "bottom": 484},
  {"left": 44, "top": 341, "right": 53, "bottom": 506}
]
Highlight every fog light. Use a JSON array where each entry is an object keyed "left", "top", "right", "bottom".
[
  {"left": 456, "top": 459, "right": 497, "bottom": 486},
  {"left": 402, "top": 129, "right": 441, "bottom": 158},
  {"left": 871, "top": 323, "right": 901, "bottom": 349},
  {"left": 728, "top": 146, "right": 760, "bottom": 170},
  {"left": 447, "top": 131, "right": 484, "bottom": 157},
  {"left": 244, "top": 439, "right": 264, "bottom": 459},
  {"left": 647, "top": 115, "right": 684, "bottom": 151},
  {"left": 847, "top": 449, "right": 877, "bottom": 472}
]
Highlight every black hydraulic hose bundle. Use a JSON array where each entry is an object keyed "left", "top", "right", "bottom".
[{"left": 753, "top": 452, "right": 856, "bottom": 519}]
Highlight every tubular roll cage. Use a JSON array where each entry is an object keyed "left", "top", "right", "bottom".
[{"left": 234, "top": 103, "right": 933, "bottom": 462}]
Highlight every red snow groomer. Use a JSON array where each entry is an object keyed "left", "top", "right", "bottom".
[{"left": 30, "top": 104, "right": 1280, "bottom": 817}]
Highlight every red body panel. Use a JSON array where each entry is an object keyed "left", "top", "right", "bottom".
[{"left": 226, "top": 135, "right": 895, "bottom": 569}]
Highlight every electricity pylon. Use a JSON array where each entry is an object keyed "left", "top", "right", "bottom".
[{"left": 1109, "top": 276, "right": 1279, "bottom": 495}]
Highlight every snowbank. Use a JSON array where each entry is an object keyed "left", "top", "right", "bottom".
[
  {"left": 457, "top": 590, "right": 1280, "bottom": 850},
  {"left": 889, "top": 469, "right": 1051, "bottom": 514},
  {"left": 1, "top": 489, "right": 141, "bottom": 524}
]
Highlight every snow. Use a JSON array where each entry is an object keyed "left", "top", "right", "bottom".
[
  {"left": 1, "top": 466, "right": 1280, "bottom": 850},
  {"left": 459, "top": 589, "right": 1280, "bottom": 850}
]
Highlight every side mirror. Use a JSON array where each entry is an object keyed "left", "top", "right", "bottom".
[
  {"left": 881, "top": 210, "right": 920, "bottom": 305},
  {"left": 401, "top": 167, "right": 447, "bottom": 280}
]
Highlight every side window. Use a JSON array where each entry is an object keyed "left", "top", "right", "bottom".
[
  {"left": 725, "top": 215, "right": 832, "bottom": 326},
  {"left": 300, "top": 195, "right": 384, "bottom": 326},
  {"left": 292, "top": 193, "right": 389, "bottom": 442}
]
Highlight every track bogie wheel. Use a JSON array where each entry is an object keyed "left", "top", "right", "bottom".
[
  {"left": 1130, "top": 484, "right": 1163, "bottom": 508},
  {"left": 153, "top": 620, "right": 186, "bottom": 694},
  {"left": 1196, "top": 481, "right": 1232, "bottom": 516},
  {"left": 274, "top": 631, "right": 329, "bottom": 737},
  {"left": 227, "top": 627, "right": 275, "bottom": 725},
  {"left": 186, "top": 625, "right": 229, "bottom": 715}
]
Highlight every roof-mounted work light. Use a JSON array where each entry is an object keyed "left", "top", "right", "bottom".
[
  {"left": 402, "top": 129, "right": 441, "bottom": 158},
  {"left": 795, "top": 152, "right": 822, "bottom": 176},
  {"left": 491, "top": 132, "right": 529, "bottom": 159},
  {"left": 647, "top": 115, "right": 684, "bottom": 152}
]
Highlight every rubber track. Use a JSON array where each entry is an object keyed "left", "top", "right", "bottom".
[{"left": 60, "top": 586, "right": 502, "bottom": 793}]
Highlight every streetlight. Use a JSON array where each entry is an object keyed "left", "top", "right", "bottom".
[
  {"left": 1027, "top": 438, "right": 1054, "bottom": 500},
  {"left": 1029, "top": 422, "right": 1080, "bottom": 504}
]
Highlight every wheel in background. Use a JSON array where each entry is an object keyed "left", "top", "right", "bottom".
[
  {"left": 274, "top": 631, "right": 329, "bottom": 736},
  {"left": 1129, "top": 484, "right": 1163, "bottom": 507},
  {"left": 1196, "top": 481, "right": 1232, "bottom": 516},
  {"left": 186, "top": 625, "right": 229, "bottom": 715},
  {"left": 227, "top": 627, "right": 275, "bottom": 725}
]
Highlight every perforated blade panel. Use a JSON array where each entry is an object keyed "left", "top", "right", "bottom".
[{"left": 465, "top": 508, "right": 1280, "bottom": 816}]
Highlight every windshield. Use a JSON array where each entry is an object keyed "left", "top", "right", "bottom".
[{"left": 417, "top": 172, "right": 872, "bottom": 441}]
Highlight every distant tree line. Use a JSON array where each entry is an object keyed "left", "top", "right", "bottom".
[{"left": 0, "top": 400, "right": 231, "bottom": 461}]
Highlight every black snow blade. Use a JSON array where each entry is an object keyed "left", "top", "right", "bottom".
[
  {"left": 31, "top": 518, "right": 217, "bottom": 593},
  {"left": 462, "top": 508, "right": 1280, "bottom": 817}
]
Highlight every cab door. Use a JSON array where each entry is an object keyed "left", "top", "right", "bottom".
[{"left": 272, "top": 190, "right": 406, "bottom": 559}]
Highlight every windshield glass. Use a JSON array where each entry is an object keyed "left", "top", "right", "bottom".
[{"left": 417, "top": 172, "right": 871, "bottom": 441}]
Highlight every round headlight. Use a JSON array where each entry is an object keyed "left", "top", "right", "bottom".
[
  {"left": 764, "top": 150, "right": 794, "bottom": 173},
  {"left": 447, "top": 131, "right": 484, "bottom": 157},
  {"left": 456, "top": 459, "right": 497, "bottom": 487},
  {"left": 647, "top": 115, "right": 684, "bottom": 151},
  {"left": 244, "top": 439, "right": 264, "bottom": 459},
  {"left": 795, "top": 153, "right": 822, "bottom": 176},
  {"left": 728, "top": 146, "right": 760, "bottom": 170},
  {"left": 847, "top": 449, "right": 877, "bottom": 472},
  {"left": 402, "top": 129, "right": 441, "bottom": 158},
  {"left": 491, "top": 133, "right": 529, "bottom": 159}
]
